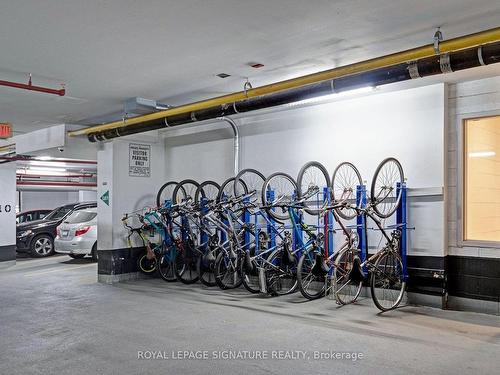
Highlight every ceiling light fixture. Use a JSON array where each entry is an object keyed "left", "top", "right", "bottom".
[
  {"left": 216, "top": 73, "right": 231, "bottom": 79},
  {"left": 28, "top": 166, "right": 68, "bottom": 173},
  {"left": 288, "top": 86, "right": 376, "bottom": 108}
]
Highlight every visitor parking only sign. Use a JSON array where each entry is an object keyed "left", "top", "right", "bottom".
[{"left": 129, "top": 143, "right": 151, "bottom": 177}]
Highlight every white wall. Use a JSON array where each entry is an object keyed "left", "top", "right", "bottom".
[
  {"left": 97, "top": 138, "right": 166, "bottom": 250},
  {"left": 0, "top": 162, "right": 17, "bottom": 263},
  {"left": 447, "top": 76, "right": 500, "bottom": 258},
  {"left": 164, "top": 84, "right": 446, "bottom": 257},
  {"left": 19, "top": 191, "right": 79, "bottom": 212}
]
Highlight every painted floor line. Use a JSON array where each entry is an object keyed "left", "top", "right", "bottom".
[{"left": 24, "top": 263, "right": 97, "bottom": 277}]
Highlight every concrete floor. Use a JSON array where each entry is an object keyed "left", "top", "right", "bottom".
[{"left": 1, "top": 256, "right": 499, "bottom": 375}]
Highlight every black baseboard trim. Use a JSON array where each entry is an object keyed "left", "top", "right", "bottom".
[
  {"left": 0, "top": 244, "right": 16, "bottom": 262},
  {"left": 447, "top": 256, "right": 500, "bottom": 302},
  {"left": 95, "top": 248, "right": 500, "bottom": 303},
  {"left": 97, "top": 246, "right": 146, "bottom": 275}
]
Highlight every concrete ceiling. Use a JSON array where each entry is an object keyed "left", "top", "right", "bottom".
[{"left": 1, "top": 0, "right": 500, "bottom": 134}]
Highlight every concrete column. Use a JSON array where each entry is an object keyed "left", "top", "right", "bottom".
[
  {"left": 0, "top": 162, "right": 17, "bottom": 268},
  {"left": 96, "top": 138, "right": 165, "bottom": 283}
]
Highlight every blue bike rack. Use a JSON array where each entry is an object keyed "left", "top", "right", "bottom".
[
  {"left": 356, "top": 183, "right": 408, "bottom": 279},
  {"left": 396, "top": 182, "right": 408, "bottom": 280},
  {"left": 200, "top": 197, "right": 210, "bottom": 251},
  {"left": 265, "top": 190, "right": 277, "bottom": 250},
  {"left": 323, "top": 187, "right": 334, "bottom": 257},
  {"left": 356, "top": 185, "right": 368, "bottom": 269}
]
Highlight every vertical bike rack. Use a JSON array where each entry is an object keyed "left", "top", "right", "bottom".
[
  {"left": 266, "top": 190, "right": 277, "bottom": 250},
  {"left": 356, "top": 185, "right": 368, "bottom": 272},
  {"left": 200, "top": 197, "right": 209, "bottom": 251},
  {"left": 323, "top": 186, "right": 334, "bottom": 258},
  {"left": 396, "top": 182, "right": 408, "bottom": 280}
]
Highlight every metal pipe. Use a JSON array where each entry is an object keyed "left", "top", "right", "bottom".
[
  {"left": 69, "top": 26, "right": 500, "bottom": 138},
  {"left": 0, "top": 79, "right": 65, "bottom": 96},
  {"left": 85, "top": 40, "right": 500, "bottom": 142},
  {"left": 218, "top": 117, "right": 239, "bottom": 175}
]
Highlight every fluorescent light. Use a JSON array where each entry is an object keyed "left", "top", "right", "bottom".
[
  {"left": 29, "top": 160, "right": 67, "bottom": 167},
  {"left": 468, "top": 151, "right": 496, "bottom": 158},
  {"left": 289, "top": 86, "right": 376, "bottom": 107},
  {"left": 36, "top": 156, "right": 53, "bottom": 161},
  {"left": 28, "top": 166, "right": 67, "bottom": 173}
]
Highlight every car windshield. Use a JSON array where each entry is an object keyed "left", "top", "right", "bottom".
[
  {"left": 64, "top": 211, "right": 97, "bottom": 224},
  {"left": 44, "top": 207, "right": 73, "bottom": 220}
]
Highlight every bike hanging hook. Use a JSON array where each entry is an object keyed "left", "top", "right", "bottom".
[{"left": 433, "top": 27, "right": 443, "bottom": 54}]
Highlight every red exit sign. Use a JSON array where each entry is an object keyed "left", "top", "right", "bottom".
[{"left": 0, "top": 123, "right": 12, "bottom": 139}]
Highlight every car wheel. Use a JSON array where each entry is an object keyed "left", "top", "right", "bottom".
[
  {"left": 91, "top": 243, "right": 98, "bottom": 262},
  {"left": 30, "top": 235, "right": 55, "bottom": 258},
  {"left": 69, "top": 254, "right": 86, "bottom": 259}
]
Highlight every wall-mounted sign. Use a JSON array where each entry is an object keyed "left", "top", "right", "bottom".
[
  {"left": 100, "top": 190, "right": 110, "bottom": 206},
  {"left": 0, "top": 123, "right": 12, "bottom": 139},
  {"left": 129, "top": 143, "right": 151, "bottom": 177}
]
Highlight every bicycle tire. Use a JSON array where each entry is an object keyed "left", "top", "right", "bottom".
[
  {"left": 332, "top": 246, "right": 363, "bottom": 305},
  {"left": 137, "top": 252, "right": 157, "bottom": 275},
  {"left": 234, "top": 168, "right": 266, "bottom": 198},
  {"left": 156, "top": 181, "right": 178, "bottom": 207},
  {"left": 173, "top": 179, "right": 200, "bottom": 205},
  {"left": 370, "top": 157, "right": 404, "bottom": 218},
  {"left": 266, "top": 248, "right": 298, "bottom": 296},
  {"left": 214, "top": 250, "right": 243, "bottom": 290},
  {"left": 297, "top": 248, "right": 327, "bottom": 300},
  {"left": 261, "top": 172, "right": 298, "bottom": 222},
  {"left": 195, "top": 180, "right": 221, "bottom": 205},
  {"left": 331, "top": 162, "right": 362, "bottom": 220},
  {"left": 157, "top": 249, "right": 178, "bottom": 282},
  {"left": 297, "top": 161, "right": 330, "bottom": 216},
  {"left": 370, "top": 251, "right": 406, "bottom": 311}
]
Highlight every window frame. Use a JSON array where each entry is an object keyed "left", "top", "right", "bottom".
[{"left": 458, "top": 111, "right": 500, "bottom": 248}]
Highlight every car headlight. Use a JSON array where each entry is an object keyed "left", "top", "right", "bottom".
[{"left": 17, "top": 230, "right": 33, "bottom": 238}]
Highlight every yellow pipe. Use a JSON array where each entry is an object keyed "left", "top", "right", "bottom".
[{"left": 69, "top": 27, "right": 500, "bottom": 137}]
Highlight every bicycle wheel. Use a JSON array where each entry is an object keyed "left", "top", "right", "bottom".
[
  {"left": 297, "top": 161, "right": 330, "bottom": 216},
  {"left": 175, "top": 239, "right": 200, "bottom": 284},
  {"left": 331, "top": 162, "right": 363, "bottom": 220},
  {"left": 241, "top": 254, "right": 260, "bottom": 294},
  {"left": 234, "top": 168, "right": 266, "bottom": 199},
  {"left": 217, "top": 177, "right": 247, "bottom": 203},
  {"left": 173, "top": 179, "right": 200, "bottom": 205},
  {"left": 297, "top": 248, "right": 328, "bottom": 300},
  {"left": 370, "top": 251, "right": 406, "bottom": 311},
  {"left": 333, "top": 247, "right": 363, "bottom": 305},
  {"left": 370, "top": 158, "right": 404, "bottom": 218},
  {"left": 214, "top": 249, "right": 243, "bottom": 290},
  {"left": 197, "top": 247, "right": 217, "bottom": 287},
  {"left": 195, "top": 180, "right": 221, "bottom": 205},
  {"left": 156, "top": 181, "right": 177, "bottom": 207},
  {"left": 261, "top": 172, "right": 297, "bottom": 222},
  {"left": 137, "top": 252, "right": 157, "bottom": 275},
  {"left": 157, "top": 246, "right": 177, "bottom": 282},
  {"left": 266, "top": 248, "right": 298, "bottom": 296}
]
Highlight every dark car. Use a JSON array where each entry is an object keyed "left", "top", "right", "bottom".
[
  {"left": 16, "top": 209, "right": 52, "bottom": 224},
  {"left": 16, "top": 202, "right": 97, "bottom": 258}
]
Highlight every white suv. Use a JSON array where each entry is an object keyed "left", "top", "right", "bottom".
[{"left": 55, "top": 208, "right": 98, "bottom": 261}]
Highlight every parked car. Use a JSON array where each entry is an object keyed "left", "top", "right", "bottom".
[
  {"left": 16, "top": 209, "right": 52, "bottom": 224},
  {"left": 55, "top": 208, "right": 98, "bottom": 261},
  {"left": 16, "top": 202, "right": 97, "bottom": 258}
]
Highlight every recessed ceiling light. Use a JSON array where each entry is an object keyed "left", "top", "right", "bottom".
[{"left": 216, "top": 73, "right": 231, "bottom": 79}]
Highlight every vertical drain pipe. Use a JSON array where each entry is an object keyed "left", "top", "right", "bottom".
[{"left": 219, "top": 117, "right": 239, "bottom": 175}]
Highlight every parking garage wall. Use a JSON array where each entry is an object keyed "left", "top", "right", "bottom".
[
  {"left": 446, "top": 76, "right": 500, "bottom": 313},
  {"left": 97, "top": 138, "right": 166, "bottom": 282},
  {"left": 164, "top": 84, "right": 447, "bottom": 305}
]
